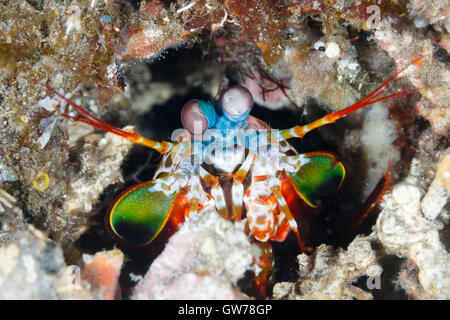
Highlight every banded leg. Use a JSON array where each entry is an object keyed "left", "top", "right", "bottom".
[
  {"left": 253, "top": 241, "right": 275, "bottom": 299},
  {"left": 244, "top": 173, "right": 309, "bottom": 251},
  {"left": 231, "top": 152, "right": 256, "bottom": 221},
  {"left": 272, "top": 185, "right": 310, "bottom": 253},
  {"left": 199, "top": 167, "right": 228, "bottom": 219},
  {"left": 185, "top": 175, "right": 216, "bottom": 218},
  {"left": 187, "top": 177, "right": 201, "bottom": 218}
]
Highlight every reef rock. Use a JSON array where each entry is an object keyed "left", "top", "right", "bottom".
[{"left": 132, "top": 210, "right": 253, "bottom": 300}]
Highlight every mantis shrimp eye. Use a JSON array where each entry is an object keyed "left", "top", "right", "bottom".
[
  {"left": 181, "top": 99, "right": 216, "bottom": 135},
  {"left": 221, "top": 85, "right": 253, "bottom": 122}
]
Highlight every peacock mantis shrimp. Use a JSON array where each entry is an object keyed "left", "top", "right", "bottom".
[{"left": 35, "top": 57, "right": 423, "bottom": 296}]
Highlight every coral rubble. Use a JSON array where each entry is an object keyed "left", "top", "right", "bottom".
[
  {"left": 132, "top": 211, "right": 253, "bottom": 299},
  {"left": 377, "top": 154, "right": 449, "bottom": 299},
  {"left": 273, "top": 236, "right": 378, "bottom": 300},
  {"left": 0, "top": 225, "right": 94, "bottom": 299}
]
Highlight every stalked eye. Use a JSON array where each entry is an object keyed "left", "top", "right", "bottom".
[
  {"left": 221, "top": 85, "right": 253, "bottom": 122},
  {"left": 181, "top": 99, "right": 216, "bottom": 135}
]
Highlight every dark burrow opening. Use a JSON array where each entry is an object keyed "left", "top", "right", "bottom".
[{"left": 74, "top": 43, "right": 416, "bottom": 299}]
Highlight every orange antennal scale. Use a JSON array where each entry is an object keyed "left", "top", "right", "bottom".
[
  {"left": 280, "top": 57, "right": 425, "bottom": 140},
  {"left": 34, "top": 81, "right": 174, "bottom": 154}
]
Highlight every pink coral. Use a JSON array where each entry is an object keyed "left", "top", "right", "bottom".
[{"left": 81, "top": 249, "right": 124, "bottom": 300}]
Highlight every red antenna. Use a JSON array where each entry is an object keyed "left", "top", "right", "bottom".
[{"left": 33, "top": 80, "right": 174, "bottom": 154}]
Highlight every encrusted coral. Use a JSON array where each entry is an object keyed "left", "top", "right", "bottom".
[
  {"left": 0, "top": 0, "right": 134, "bottom": 243},
  {"left": 376, "top": 154, "right": 449, "bottom": 299},
  {"left": 81, "top": 249, "right": 124, "bottom": 300},
  {"left": 63, "top": 125, "right": 133, "bottom": 224},
  {"left": 0, "top": 225, "right": 94, "bottom": 299},
  {"left": 373, "top": 25, "right": 449, "bottom": 137},
  {"left": 132, "top": 211, "right": 253, "bottom": 299},
  {"left": 407, "top": 0, "right": 450, "bottom": 32},
  {"left": 273, "top": 236, "right": 379, "bottom": 300}
]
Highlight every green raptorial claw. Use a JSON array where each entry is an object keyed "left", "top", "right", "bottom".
[
  {"left": 108, "top": 180, "right": 179, "bottom": 245},
  {"left": 286, "top": 152, "right": 346, "bottom": 207}
]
